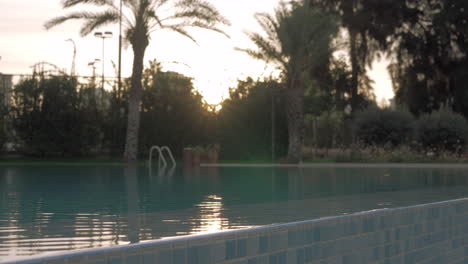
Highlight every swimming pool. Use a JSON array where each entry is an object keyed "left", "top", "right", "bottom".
[{"left": 1, "top": 165, "right": 468, "bottom": 261}]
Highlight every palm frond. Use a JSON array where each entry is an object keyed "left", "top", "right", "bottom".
[
  {"left": 44, "top": 10, "right": 119, "bottom": 36},
  {"left": 146, "top": 9, "right": 164, "bottom": 30},
  {"left": 122, "top": 0, "right": 138, "bottom": 9},
  {"left": 45, "top": 11, "right": 96, "bottom": 29},
  {"left": 244, "top": 31, "right": 286, "bottom": 67},
  {"left": 163, "top": 25, "right": 198, "bottom": 44},
  {"left": 79, "top": 10, "right": 120, "bottom": 35},
  {"left": 61, "top": 0, "right": 116, "bottom": 8},
  {"left": 153, "top": 0, "right": 171, "bottom": 9},
  {"left": 191, "top": 21, "right": 227, "bottom": 36},
  {"left": 172, "top": 21, "right": 229, "bottom": 38},
  {"left": 255, "top": 13, "right": 279, "bottom": 44},
  {"left": 170, "top": 0, "right": 230, "bottom": 26},
  {"left": 48, "top": 0, "right": 230, "bottom": 50},
  {"left": 235, "top": 48, "right": 267, "bottom": 61},
  {"left": 241, "top": 0, "right": 338, "bottom": 79}
]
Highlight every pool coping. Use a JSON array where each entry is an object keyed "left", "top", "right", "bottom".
[
  {"left": 3, "top": 196, "right": 468, "bottom": 264},
  {"left": 200, "top": 163, "right": 468, "bottom": 168}
]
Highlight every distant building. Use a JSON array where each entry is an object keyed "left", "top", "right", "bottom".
[{"left": 0, "top": 73, "right": 13, "bottom": 108}]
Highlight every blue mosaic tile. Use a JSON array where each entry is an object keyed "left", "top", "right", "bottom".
[
  {"left": 296, "top": 248, "right": 305, "bottom": 264},
  {"left": 159, "top": 249, "right": 172, "bottom": 264},
  {"left": 313, "top": 227, "right": 321, "bottom": 242},
  {"left": 362, "top": 218, "right": 376, "bottom": 232},
  {"left": 126, "top": 254, "right": 140, "bottom": 264},
  {"left": 342, "top": 253, "right": 358, "bottom": 264},
  {"left": 238, "top": 238, "right": 247, "bottom": 258},
  {"left": 226, "top": 240, "right": 237, "bottom": 259},
  {"left": 259, "top": 236, "right": 269, "bottom": 253},
  {"left": 188, "top": 245, "right": 210, "bottom": 264},
  {"left": 247, "top": 257, "right": 258, "bottom": 264},
  {"left": 108, "top": 257, "right": 123, "bottom": 264},
  {"left": 304, "top": 245, "right": 320, "bottom": 262},
  {"left": 173, "top": 248, "right": 186, "bottom": 264},
  {"left": 270, "top": 232, "right": 287, "bottom": 251},
  {"left": 142, "top": 252, "right": 154, "bottom": 264},
  {"left": 372, "top": 246, "right": 381, "bottom": 261},
  {"left": 321, "top": 242, "right": 335, "bottom": 258},
  {"left": 88, "top": 260, "right": 106, "bottom": 264},
  {"left": 288, "top": 230, "right": 298, "bottom": 247}
]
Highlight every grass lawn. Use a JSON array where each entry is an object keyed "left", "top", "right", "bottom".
[{"left": 0, "top": 157, "right": 146, "bottom": 166}]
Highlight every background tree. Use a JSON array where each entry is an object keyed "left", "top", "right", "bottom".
[
  {"left": 390, "top": 0, "right": 468, "bottom": 117},
  {"left": 241, "top": 1, "right": 338, "bottom": 162},
  {"left": 310, "top": 0, "right": 420, "bottom": 113},
  {"left": 218, "top": 78, "right": 288, "bottom": 161},
  {"left": 138, "top": 60, "right": 211, "bottom": 158},
  {"left": 12, "top": 74, "right": 100, "bottom": 156},
  {"left": 45, "top": 0, "right": 229, "bottom": 162}
]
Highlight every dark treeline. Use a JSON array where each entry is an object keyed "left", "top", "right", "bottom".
[
  {"left": 309, "top": 0, "right": 468, "bottom": 117},
  {"left": 5, "top": 62, "right": 289, "bottom": 161},
  {"left": 3, "top": 0, "right": 468, "bottom": 161}
]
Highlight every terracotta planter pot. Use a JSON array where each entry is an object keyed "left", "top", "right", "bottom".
[
  {"left": 192, "top": 152, "right": 201, "bottom": 167},
  {"left": 206, "top": 150, "right": 219, "bottom": 163},
  {"left": 200, "top": 152, "right": 209, "bottom": 164}
]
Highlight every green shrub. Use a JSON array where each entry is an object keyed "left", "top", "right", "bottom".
[
  {"left": 315, "top": 111, "right": 345, "bottom": 148},
  {"left": 13, "top": 75, "right": 101, "bottom": 157},
  {"left": 414, "top": 109, "right": 468, "bottom": 154},
  {"left": 354, "top": 107, "right": 414, "bottom": 147},
  {"left": 0, "top": 120, "right": 5, "bottom": 151}
]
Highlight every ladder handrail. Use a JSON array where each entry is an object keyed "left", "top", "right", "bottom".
[
  {"left": 148, "top": 145, "right": 176, "bottom": 169},
  {"left": 149, "top": 146, "right": 167, "bottom": 169},
  {"left": 161, "top": 146, "right": 176, "bottom": 168}
]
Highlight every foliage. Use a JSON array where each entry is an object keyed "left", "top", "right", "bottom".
[
  {"left": 414, "top": 109, "right": 468, "bottom": 154},
  {"left": 309, "top": 0, "right": 417, "bottom": 113},
  {"left": 101, "top": 79, "right": 128, "bottom": 157},
  {"left": 353, "top": 107, "right": 414, "bottom": 148},
  {"left": 0, "top": 103, "right": 9, "bottom": 151},
  {"left": 218, "top": 78, "right": 288, "bottom": 161},
  {"left": 0, "top": 120, "right": 6, "bottom": 151},
  {"left": 45, "top": 0, "right": 229, "bottom": 162},
  {"left": 12, "top": 75, "right": 101, "bottom": 156},
  {"left": 138, "top": 60, "right": 211, "bottom": 158},
  {"left": 304, "top": 111, "right": 348, "bottom": 148},
  {"left": 241, "top": 1, "right": 337, "bottom": 73},
  {"left": 329, "top": 145, "right": 467, "bottom": 164},
  {"left": 241, "top": 1, "right": 338, "bottom": 162},
  {"left": 388, "top": 0, "right": 468, "bottom": 117}
]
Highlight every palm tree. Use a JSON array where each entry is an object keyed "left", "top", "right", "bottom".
[
  {"left": 240, "top": 1, "right": 337, "bottom": 163},
  {"left": 45, "top": 0, "right": 229, "bottom": 163}
]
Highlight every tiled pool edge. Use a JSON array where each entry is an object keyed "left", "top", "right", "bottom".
[{"left": 5, "top": 197, "right": 468, "bottom": 264}]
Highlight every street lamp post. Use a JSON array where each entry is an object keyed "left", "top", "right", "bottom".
[
  {"left": 118, "top": 0, "right": 123, "bottom": 100},
  {"left": 88, "top": 59, "right": 101, "bottom": 107},
  {"left": 94, "top": 31, "right": 113, "bottom": 107},
  {"left": 65, "top": 39, "right": 76, "bottom": 76}
]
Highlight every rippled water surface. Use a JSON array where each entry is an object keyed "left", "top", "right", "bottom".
[{"left": 1, "top": 165, "right": 468, "bottom": 261}]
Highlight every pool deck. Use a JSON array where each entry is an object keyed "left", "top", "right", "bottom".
[{"left": 200, "top": 162, "right": 468, "bottom": 168}]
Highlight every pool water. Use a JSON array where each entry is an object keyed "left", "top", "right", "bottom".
[{"left": 1, "top": 165, "right": 468, "bottom": 261}]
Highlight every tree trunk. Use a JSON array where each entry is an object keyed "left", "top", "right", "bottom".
[
  {"left": 349, "top": 29, "right": 359, "bottom": 114},
  {"left": 124, "top": 40, "right": 147, "bottom": 163},
  {"left": 285, "top": 83, "right": 304, "bottom": 163}
]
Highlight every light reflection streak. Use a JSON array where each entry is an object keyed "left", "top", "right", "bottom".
[{"left": 190, "top": 195, "right": 229, "bottom": 234}]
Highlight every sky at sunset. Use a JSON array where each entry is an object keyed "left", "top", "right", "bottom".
[{"left": 0, "top": 0, "right": 394, "bottom": 105}]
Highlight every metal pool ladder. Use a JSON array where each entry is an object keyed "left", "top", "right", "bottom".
[{"left": 148, "top": 146, "right": 176, "bottom": 169}]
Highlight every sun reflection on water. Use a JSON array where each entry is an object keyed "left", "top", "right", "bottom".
[{"left": 190, "top": 195, "right": 228, "bottom": 234}]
